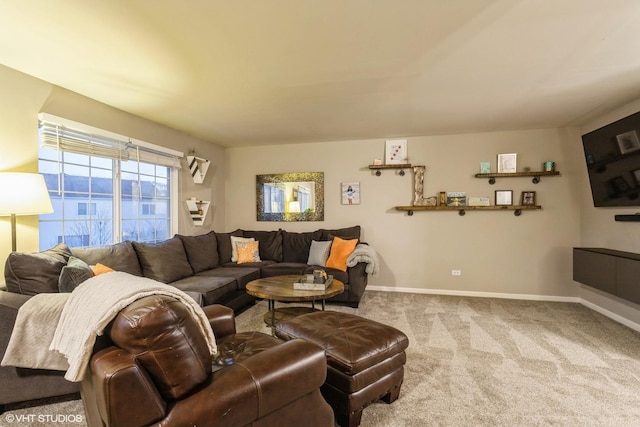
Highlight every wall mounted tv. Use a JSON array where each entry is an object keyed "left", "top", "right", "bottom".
[{"left": 582, "top": 111, "right": 640, "bottom": 207}]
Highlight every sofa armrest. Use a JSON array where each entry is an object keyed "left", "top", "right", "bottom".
[
  {"left": 165, "top": 338, "right": 328, "bottom": 426},
  {"left": 202, "top": 304, "right": 236, "bottom": 339}
]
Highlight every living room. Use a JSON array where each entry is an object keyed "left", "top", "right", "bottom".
[{"left": 1, "top": 2, "right": 640, "bottom": 425}]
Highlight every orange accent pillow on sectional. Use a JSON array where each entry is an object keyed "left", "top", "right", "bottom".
[
  {"left": 93, "top": 263, "right": 115, "bottom": 275},
  {"left": 325, "top": 236, "right": 358, "bottom": 271}
]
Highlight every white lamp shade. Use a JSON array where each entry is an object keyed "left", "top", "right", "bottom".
[{"left": 0, "top": 173, "right": 53, "bottom": 216}]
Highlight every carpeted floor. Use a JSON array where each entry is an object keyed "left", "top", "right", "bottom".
[{"left": 5, "top": 291, "right": 640, "bottom": 426}]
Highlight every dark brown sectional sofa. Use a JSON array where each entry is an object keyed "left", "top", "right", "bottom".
[{"left": 0, "top": 225, "right": 370, "bottom": 411}]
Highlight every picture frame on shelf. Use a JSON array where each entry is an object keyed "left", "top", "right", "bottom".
[
  {"left": 521, "top": 191, "right": 536, "bottom": 206},
  {"left": 495, "top": 190, "right": 513, "bottom": 206},
  {"left": 616, "top": 130, "right": 640, "bottom": 155},
  {"left": 385, "top": 139, "right": 408, "bottom": 164},
  {"left": 479, "top": 162, "right": 491, "bottom": 174},
  {"left": 497, "top": 153, "right": 517, "bottom": 173},
  {"left": 446, "top": 191, "right": 466, "bottom": 207},
  {"left": 341, "top": 181, "right": 360, "bottom": 205}
]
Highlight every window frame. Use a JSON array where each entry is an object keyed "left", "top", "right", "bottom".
[{"left": 37, "top": 114, "right": 183, "bottom": 250}]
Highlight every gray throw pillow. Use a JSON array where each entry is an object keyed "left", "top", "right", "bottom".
[
  {"left": 307, "top": 240, "right": 333, "bottom": 266},
  {"left": 58, "top": 256, "right": 95, "bottom": 293}
]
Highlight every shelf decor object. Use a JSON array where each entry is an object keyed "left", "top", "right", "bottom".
[
  {"left": 187, "top": 155, "right": 210, "bottom": 184},
  {"left": 475, "top": 170, "right": 560, "bottom": 184},
  {"left": 385, "top": 139, "right": 408, "bottom": 165},
  {"left": 185, "top": 199, "right": 210, "bottom": 226}
]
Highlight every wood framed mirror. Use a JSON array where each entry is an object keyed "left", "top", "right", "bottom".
[{"left": 256, "top": 172, "right": 324, "bottom": 221}]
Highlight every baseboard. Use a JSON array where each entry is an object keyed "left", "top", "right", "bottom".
[
  {"left": 366, "top": 285, "right": 580, "bottom": 303},
  {"left": 366, "top": 285, "right": 640, "bottom": 332}
]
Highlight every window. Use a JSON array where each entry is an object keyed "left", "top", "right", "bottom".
[
  {"left": 77, "top": 202, "right": 97, "bottom": 216},
  {"left": 37, "top": 114, "right": 182, "bottom": 250}
]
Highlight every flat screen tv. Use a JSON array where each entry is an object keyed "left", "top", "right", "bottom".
[{"left": 582, "top": 111, "right": 640, "bottom": 207}]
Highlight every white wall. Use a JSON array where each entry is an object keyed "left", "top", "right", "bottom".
[
  {"left": 226, "top": 128, "right": 583, "bottom": 298},
  {"left": 0, "top": 65, "right": 226, "bottom": 278}
]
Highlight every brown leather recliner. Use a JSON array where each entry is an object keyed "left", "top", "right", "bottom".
[{"left": 80, "top": 295, "right": 334, "bottom": 427}]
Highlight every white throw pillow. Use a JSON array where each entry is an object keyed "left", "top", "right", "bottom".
[
  {"left": 307, "top": 240, "right": 333, "bottom": 266},
  {"left": 230, "top": 236, "right": 255, "bottom": 262}
]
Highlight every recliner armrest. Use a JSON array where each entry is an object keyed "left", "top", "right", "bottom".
[
  {"left": 162, "top": 339, "right": 328, "bottom": 426},
  {"left": 202, "top": 304, "right": 236, "bottom": 339}
]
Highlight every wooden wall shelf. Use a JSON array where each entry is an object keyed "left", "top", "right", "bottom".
[
  {"left": 475, "top": 170, "right": 560, "bottom": 184},
  {"left": 368, "top": 164, "right": 412, "bottom": 176},
  {"left": 395, "top": 205, "right": 541, "bottom": 216}
]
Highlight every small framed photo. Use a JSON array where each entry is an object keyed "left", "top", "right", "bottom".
[
  {"left": 385, "top": 139, "right": 408, "bottom": 164},
  {"left": 497, "top": 153, "right": 517, "bottom": 173},
  {"left": 616, "top": 131, "right": 640, "bottom": 155},
  {"left": 495, "top": 190, "right": 513, "bottom": 206},
  {"left": 521, "top": 191, "right": 536, "bottom": 206},
  {"left": 341, "top": 181, "right": 360, "bottom": 205},
  {"left": 479, "top": 162, "right": 491, "bottom": 174}
]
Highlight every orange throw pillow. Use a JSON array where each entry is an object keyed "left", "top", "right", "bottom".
[
  {"left": 237, "top": 241, "right": 261, "bottom": 264},
  {"left": 93, "top": 263, "right": 114, "bottom": 275},
  {"left": 325, "top": 236, "right": 358, "bottom": 271}
]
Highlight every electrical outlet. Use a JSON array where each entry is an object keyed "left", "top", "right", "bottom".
[{"left": 451, "top": 270, "right": 461, "bottom": 276}]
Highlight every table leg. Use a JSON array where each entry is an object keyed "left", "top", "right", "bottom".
[{"left": 321, "top": 299, "right": 325, "bottom": 311}]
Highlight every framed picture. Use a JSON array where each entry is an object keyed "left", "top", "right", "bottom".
[
  {"left": 521, "top": 191, "right": 536, "bottom": 206},
  {"left": 479, "top": 162, "right": 491, "bottom": 174},
  {"left": 497, "top": 153, "right": 517, "bottom": 173},
  {"left": 616, "top": 130, "right": 640, "bottom": 155},
  {"left": 385, "top": 139, "right": 408, "bottom": 164},
  {"left": 495, "top": 190, "right": 513, "bottom": 206},
  {"left": 341, "top": 181, "right": 360, "bottom": 205}
]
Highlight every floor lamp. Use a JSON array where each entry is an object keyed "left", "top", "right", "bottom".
[{"left": 0, "top": 173, "right": 53, "bottom": 252}]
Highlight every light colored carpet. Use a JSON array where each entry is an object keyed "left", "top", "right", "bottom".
[{"left": 5, "top": 291, "right": 640, "bottom": 426}]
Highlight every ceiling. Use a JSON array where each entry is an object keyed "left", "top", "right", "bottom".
[{"left": 2, "top": 1, "right": 640, "bottom": 147}]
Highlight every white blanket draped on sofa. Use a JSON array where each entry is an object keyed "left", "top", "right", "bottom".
[
  {"left": 2, "top": 271, "right": 217, "bottom": 382},
  {"left": 346, "top": 244, "right": 380, "bottom": 275}
]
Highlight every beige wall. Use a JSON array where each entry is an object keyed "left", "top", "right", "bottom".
[
  {"left": 577, "top": 98, "right": 640, "bottom": 326},
  {"left": 0, "top": 65, "right": 226, "bottom": 277},
  {"left": 226, "top": 128, "right": 583, "bottom": 298}
]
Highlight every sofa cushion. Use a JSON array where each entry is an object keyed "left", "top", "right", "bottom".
[
  {"left": 320, "top": 226, "right": 361, "bottom": 241},
  {"left": 5, "top": 243, "right": 72, "bottom": 295},
  {"left": 260, "top": 262, "right": 308, "bottom": 278},
  {"left": 170, "top": 275, "right": 237, "bottom": 306},
  {"left": 196, "top": 267, "right": 261, "bottom": 290},
  {"left": 282, "top": 230, "right": 322, "bottom": 263},
  {"left": 215, "top": 229, "right": 244, "bottom": 264},
  {"left": 71, "top": 241, "right": 142, "bottom": 276},
  {"left": 326, "top": 237, "right": 358, "bottom": 272},
  {"left": 132, "top": 237, "right": 193, "bottom": 283},
  {"left": 58, "top": 256, "right": 94, "bottom": 292},
  {"left": 307, "top": 240, "right": 332, "bottom": 266},
  {"left": 243, "top": 230, "right": 283, "bottom": 262},
  {"left": 177, "top": 232, "right": 219, "bottom": 273}
]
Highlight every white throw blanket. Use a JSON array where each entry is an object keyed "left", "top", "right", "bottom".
[
  {"left": 3, "top": 272, "right": 216, "bottom": 382},
  {"left": 346, "top": 243, "right": 380, "bottom": 275}
]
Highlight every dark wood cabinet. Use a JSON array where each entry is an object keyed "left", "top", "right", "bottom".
[{"left": 573, "top": 248, "right": 640, "bottom": 304}]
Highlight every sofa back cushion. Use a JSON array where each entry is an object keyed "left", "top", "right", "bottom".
[
  {"left": 177, "top": 232, "right": 219, "bottom": 273},
  {"left": 282, "top": 230, "right": 323, "bottom": 263},
  {"left": 243, "top": 230, "right": 283, "bottom": 262},
  {"left": 71, "top": 241, "right": 142, "bottom": 276},
  {"left": 215, "top": 229, "right": 244, "bottom": 264},
  {"left": 132, "top": 237, "right": 193, "bottom": 283},
  {"left": 320, "top": 225, "right": 361, "bottom": 241},
  {"left": 110, "top": 295, "right": 211, "bottom": 401},
  {"left": 4, "top": 243, "right": 72, "bottom": 295}
]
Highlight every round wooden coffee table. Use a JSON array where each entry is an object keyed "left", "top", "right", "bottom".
[{"left": 246, "top": 274, "right": 344, "bottom": 327}]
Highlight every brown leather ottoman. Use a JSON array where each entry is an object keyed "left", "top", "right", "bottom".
[{"left": 275, "top": 311, "right": 409, "bottom": 427}]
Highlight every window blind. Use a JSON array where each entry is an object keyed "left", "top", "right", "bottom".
[{"left": 38, "top": 113, "right": 183, "bottom": 168}]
